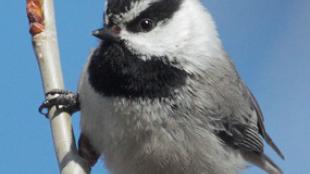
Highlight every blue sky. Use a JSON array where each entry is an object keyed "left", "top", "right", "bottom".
[{"left": 0, "top": 0, "right": 309, "bottom": 173}]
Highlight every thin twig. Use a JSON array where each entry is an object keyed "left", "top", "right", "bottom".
[{"left": 26, "top": 0, "right": 90, "bottom": 173}]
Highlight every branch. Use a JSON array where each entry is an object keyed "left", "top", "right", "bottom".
[{"left": 26, "top": 0, "right": 90, "bottom": 173}]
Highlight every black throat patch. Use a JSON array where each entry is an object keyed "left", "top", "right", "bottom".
[{"left": 87, "top": 41, "right": 188, "bottom": 99}]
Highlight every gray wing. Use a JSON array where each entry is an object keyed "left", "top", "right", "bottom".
[
  {"left": 247, "top": 88, "right": 285, "bottom": 159},
  {"left": 214, "top": 87, "right": 284, "bottom": 159}
]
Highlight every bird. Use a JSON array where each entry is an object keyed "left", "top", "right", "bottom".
[{"left": 39, "top": 0, "right": 284, "bottom": 173}]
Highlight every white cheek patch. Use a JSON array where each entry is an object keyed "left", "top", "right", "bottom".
[
  {"left": 121, "top": 19, "right": 191, "bottom": 58},
  {"left": 119, "top": 0, "right": 193, "bottom": 58},
  {"left": 118, "top": 0, "right": 225, "bottom": 72},
  {"left": 105, "top": 0, "right": 225, "bottom": 76}
]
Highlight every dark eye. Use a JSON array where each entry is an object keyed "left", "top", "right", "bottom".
[{"left": 139, "top": 18, "right": 154, "bottom": 32}]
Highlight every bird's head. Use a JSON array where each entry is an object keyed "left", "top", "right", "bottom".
[{"left": 93, "top": 0, "right": 224, "bottom": 71}]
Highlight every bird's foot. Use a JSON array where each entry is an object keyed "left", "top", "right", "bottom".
[
  {"left": 39, "top": 89, "right": 80, "bottom": 118},
  {"left": 78, "top": 134, "right": 100, "bottom": 167}
]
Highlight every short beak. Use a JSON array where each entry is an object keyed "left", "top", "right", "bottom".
[
  {"left": 92, "top": 28, "right": 105, "bottom": 40},
  {"left": 92, "top": 25, "right": 121, "bottom": 40}
]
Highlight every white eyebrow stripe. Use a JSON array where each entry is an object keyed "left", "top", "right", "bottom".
[{"left": 122, "top": 0, "right": 161, "bottom": 23}]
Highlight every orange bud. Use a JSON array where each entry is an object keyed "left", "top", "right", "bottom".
[{"left": 26, "top": 0, "right": 44, "bottom": 35}]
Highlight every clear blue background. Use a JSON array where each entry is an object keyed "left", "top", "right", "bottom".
[{"left": 1, "top": 0, "right": 309, "bottom": 173}]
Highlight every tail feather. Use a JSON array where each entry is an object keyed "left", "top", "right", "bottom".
[
  {"left": 244, "top": 153, "right": 283, "bottom": 174},
  {"left": 262, "top": 131, "right": 285, "bottom": 160}
]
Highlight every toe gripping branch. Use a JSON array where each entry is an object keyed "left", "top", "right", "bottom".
[{"left": 39, "top": 89, "right": 80, "bottom": 118}]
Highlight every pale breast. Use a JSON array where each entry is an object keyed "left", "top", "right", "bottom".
[{"left": 78, "top": 58, "right": 247, "bottom": 174}]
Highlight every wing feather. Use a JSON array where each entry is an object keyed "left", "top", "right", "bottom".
[{"left": 214, "top": 87, "right": 284, "bottom": 159}]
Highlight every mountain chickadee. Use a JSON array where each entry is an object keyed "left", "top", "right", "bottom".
[{"left": 40, "top": 0, "right": 284, "bottom": 174}]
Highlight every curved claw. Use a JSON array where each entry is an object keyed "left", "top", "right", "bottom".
[
  {"left": 38, "top": 89, "right": 80, "bottom": 118},
  {"left": 39, "top": 99, "right": 53, "bottom": 118}
]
